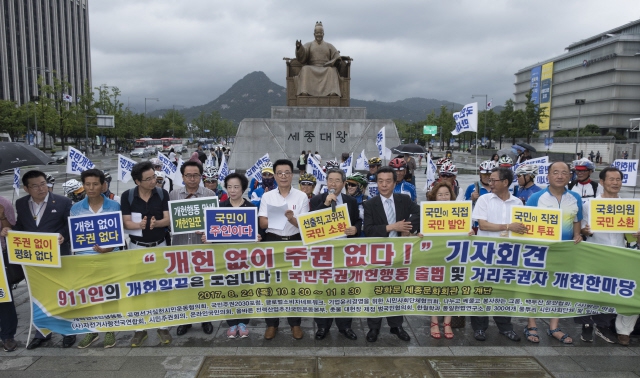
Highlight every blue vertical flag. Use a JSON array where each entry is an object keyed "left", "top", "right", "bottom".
[{"left": 13, "top": 168, "right": 21, "bottom": 197}]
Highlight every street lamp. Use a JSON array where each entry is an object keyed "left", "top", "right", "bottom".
[
  {"left": 575, "top": 99, "right": 586, "bottom": 156},
  {"left": 145, "top": 97, "right": 160, "bottom": 131},
  {"left": 472, "top": 94, "right": 488, "bottom": 148},
  {"left": 27, "top": 67, "right": 50, "bottom": 147}
]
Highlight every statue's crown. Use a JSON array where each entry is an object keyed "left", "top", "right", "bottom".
[{"left": 315, "top": 21, "right": 323, "bottom": 28}]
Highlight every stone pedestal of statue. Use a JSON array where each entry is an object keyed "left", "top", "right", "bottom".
[{"left": 228, "top": 106, "right": 400, "bottom": 170}]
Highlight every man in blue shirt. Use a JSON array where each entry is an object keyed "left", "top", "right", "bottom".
[
  {"left": 513, "top": 164, "right": 542, "bottom": 205},
  {"left": 524, "top": 161, "right": 583, "bottom": 344}
]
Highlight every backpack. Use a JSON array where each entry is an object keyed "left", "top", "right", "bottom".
[{"left": 127, "top": 187, "right": 164, "bottom": 206}]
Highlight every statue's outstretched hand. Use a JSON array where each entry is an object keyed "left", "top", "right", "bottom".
[{"left": 296, "top": 40, "right": 302, "bottom": 50}]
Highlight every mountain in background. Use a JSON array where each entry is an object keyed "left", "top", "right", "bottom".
[{"left": 151, "top": 71, "right": 499, "bottom": 124}]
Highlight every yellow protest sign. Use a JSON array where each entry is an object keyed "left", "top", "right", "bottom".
[
  {"left": 0, "top": 256, "right": 12, "bottom": 303},
  {"left": 510, "top": 206, "right": 562, "bottom": 242},
  {"left": 7, "top": 231, "right": 61, "bottom": 268},
  {"left": 298, "top": 204, "right": 351, "bottom": 245},
  {"left": 589, "top": 198, "right": 640, "bottom": 233},
  {"left": 420, "top": 201, "right": 472, "bottom": 235}
]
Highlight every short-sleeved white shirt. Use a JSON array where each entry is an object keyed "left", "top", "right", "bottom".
[
  {"left": 472, "top": 192, "right": 523, "bottom": 238},
  {"left": 258, "top": 186, "right": 309, "bottom": 236}
]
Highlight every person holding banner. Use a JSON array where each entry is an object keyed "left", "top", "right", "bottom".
[
  {"left": 525, "top": 161, "right": 584, "bottom": 344},
  {"left": 389, "top": 157, "right": 417, "bottom": 202},
  {"left": 579, "top": 166, "right": 638, "bottom": 345},
  {"left": 0, "top": 170, "right": 74, "bottom": 349},
  {"left": 363, "top": 166, "right": 420, "bottom": 343},
  {"left": 250, "top": 163, "right": 277, "bottom": 208},
  {"left": 71, "top": 169, "right": 121, "bottom": 349},
  {"left": 121, "top": 161, "right": 172, "bottom": 347},
  {"left": 310, "top": 168, "right": 362, "bottom": 341},
  {"left": 258, "top": 159, "right": 309, "bottom": 340},
  {"left": 0, "top": 196, "right": 18, "bottom": 352},
  {"left": 170, "top": 161, "right": 216, "bottom": 337},
  {"left": 463, "top": 160, "right": 494, "bottom": 204},
  {"left": 471, "top": 167, "right": 527, "bottom": 343}
]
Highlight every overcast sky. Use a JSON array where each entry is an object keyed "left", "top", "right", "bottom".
[{"left": 90, "top": 0, "right": 638, "bottom": 114}]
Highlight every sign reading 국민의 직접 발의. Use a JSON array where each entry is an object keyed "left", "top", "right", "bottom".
[
  {"left": 510, "top": 206, "right": 562, "bottom": 242},
  {"left": 204, "top": 207, "right": 258, "bottom": 242},
  {"left": 420, "top": 201, "right": 472, "bottom": 236},
  {"left": 298, "top": 204, "right": 352, "bottom": 245},
  {"left": 169, "top": 197, "right": 219, "bottom": 235},
  {"left": 589, "top": 198, "right": 640, "bottom": 233},
  {"left": 68, "top": 212, "right": 125, "bottom": 252},
  {"left": 7, "top": 231, "right": 61, "bottom": 267}
]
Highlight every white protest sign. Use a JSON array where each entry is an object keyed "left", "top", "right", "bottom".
[
  {"left": 117, "top": 154, "right": 137, "bottom": 183},
  {"left": 66, "top": 147, "right": 95, "bottom": 174},
  {"left": 452, "top": 103, "right": 478, "bottom": 135},
  {"left": 611, "top": 159, "right": 639, "bottom": 187}
]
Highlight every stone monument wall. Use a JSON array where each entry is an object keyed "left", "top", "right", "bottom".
[{"left": 229, "top": 106, "right": 401, "bottom": 170}]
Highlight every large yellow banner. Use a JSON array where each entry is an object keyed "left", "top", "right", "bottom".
[{"left": 538, "top": 62, "right": 554, "bottom": 131}]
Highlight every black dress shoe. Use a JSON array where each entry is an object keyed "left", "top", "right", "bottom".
[
  {"left": 27, "top": 336, "right": 50, "bottom": 350},
  {"left": 315, "top": 328, "right": 328, "bottom": 340},
  {"left": 202, "top": 322, "right": 213, "bottom": 335},
  {"left": 62, "top": 335, "right": 76, "bottom": 348},
  {"left": 390, "top": 327, "right": 410, "bottom": 341},
  {"left": 176, "top": 324, "right": 192, "bottom": 336},
  {"left": 339, "top": 328, "right": 357, "bottom": 340},
  {"left": 500, "top": 330, "right": 521, "bottom": 342},
  {"left": 366, "top": 328, "right": 379, "bottom": 342},
  {"left": 474, "top": 329, "right": 486, "bottom": 341}
]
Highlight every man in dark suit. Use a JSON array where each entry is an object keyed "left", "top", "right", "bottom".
[
  {"left": 310, "top": 168, "right": 362, "bottom": 341},
  {"left": 363, "top": 166, "right": 420, "bottom": 342},
  {"left": 0, "top": 170, "right": 73, "bottom": 349}
]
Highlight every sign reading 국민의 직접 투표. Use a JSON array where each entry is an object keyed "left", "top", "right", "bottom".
[{"left": 169, "top": 197, "right": 219, "bottom": 235}]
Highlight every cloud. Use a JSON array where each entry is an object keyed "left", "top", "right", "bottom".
[{"left": 90, "top": 0, "right": 638, "bottom": 113}]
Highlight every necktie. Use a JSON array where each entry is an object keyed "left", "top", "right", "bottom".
[{"left": 385, "top": 198, "right": 398, "bottom": 237}]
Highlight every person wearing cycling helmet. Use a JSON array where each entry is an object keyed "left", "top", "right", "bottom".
[
  {"left": 155, "top": 171, "right": 166, "bottom": 189},
  {"left": 430, "top": 162, "right": 460, "bottom": 198},
  {"left": 345, "top": 173, "right": 368, "bottom": 224},
  {"left": 464, "top": 160, "right": 494, "bottom": 203},
  {"left": 101, "top": 171, "right": 120, "bottom": 203},
  {"left": 324, "top": 159, "right": 339, "bottom": 171},
  {"left": 497, "top": 155, "right": 514, "bottom": 168},
  {"left": 150, "top": 158, "right": 173, "bottom": 193},
  {"left": 367, "top": 157, "right": 382, "bottom": 183},
  {"left": 203, "top": 167, "right": 228, "bottom": 202},
  {"left": 514, "top": 164, "right": 541, "bottom": 204},
  {"left": 45, "top": 173, "right": 55, "bottom": 192},
  {"left": 298, "top": 172, "right": 317, "bottom": 200},
  {"left": 63, "top": 179, "right": 86, "bottom": 203},
  {"left": 389, "top": 157, "right": 417, "bottom": 202},
  {"left": 569, "top": 158, "right": 602, "bottom": 199},
  {"left": 250, "top": 163, "right": 277, "bottom": 208}
]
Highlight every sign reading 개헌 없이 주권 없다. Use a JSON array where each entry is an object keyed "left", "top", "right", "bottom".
[
  {"left": 588, "top": 198, "right": 640, "bottom": 233},
  {"left": 204, "top": 207, "right": 258, "bottom": 242},
  {"left": 420, "top": 201, "right": 472, "bottom": 236},
  {"left": 68, "top": 212, "right": 125, "bottom": 252},
  {"left": 7, "top": 231, "right": 60, "bottom": 267},
  {"left": 510, "top": 206, "right": 562, "bottom": 242},
  {"left": 298, "top": 204, "right": 352, "bottom": 245},
  {"left": 169, "top": 197, "right": 219, "bottom": 235}
]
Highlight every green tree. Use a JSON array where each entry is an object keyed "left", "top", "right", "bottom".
[{"left": 0, "top": 100, "right": 25, "bottom": 140}]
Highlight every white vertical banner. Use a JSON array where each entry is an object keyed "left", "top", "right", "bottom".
[
  {"left": 424, "top": 153, "right": 437, "bottom": 191},
  {"left": 355, "top": 150, "right": 368, "bottom": 170},
  {"left": 245, "top": 153, "right": 270, "bottom": 183},
  {"left": 452, "top": 102, "right": 478, "bottom": 135},
  {"left": 66, "top": 147, "right": 96, "bottom": 174},
  {"left": 117, "top": 154, "right": 137, "bottom": 183},
  {"left": 157, "top": 152, "right": 177, "bottom": 179},
  {"left": 611, "top": 159, "right": 639, "bottom": 187},
  {"left": 174, "top": 157, "right": 185, "bottom": 187},
  {"left": 340, "top": 153, "right": 353, "bottom": 176},
  {"left": 306, "top": 154, "right": 327, "bottom": 184},
  {"left": 13, "top": 168, "right": 20, "bottom": 197},
  {"left": 218, "top": 153, "right": 229, "bottom": 183},
  {"left": 376, "top": 127, "right": 386, "bottom": 159}
]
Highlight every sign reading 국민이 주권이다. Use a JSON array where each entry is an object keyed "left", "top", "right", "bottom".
[
  {"left": 420, "top": 201, "right": 472, "bottom": 236},
  {"left": 68, "top": 212, "right": 125, "bottom": 252},
  {"left": 169, "top": 197, "right": 219, "bottom": 235},
  {"left": 7, "top": 231, "right": 61, "bottom": 267},
  {"left": 510, "top": 206, "right": 562, "bottom": 242},
  {"left": 589, "top": 198, "right": 640, "bottom": 233},
  {"left": 204, "top": 207, "right": 258, "bottom": 242},
  {"left": 298, "top": 204, "right": 351, "bottom": 245}
]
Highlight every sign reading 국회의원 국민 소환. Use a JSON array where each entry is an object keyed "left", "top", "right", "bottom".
[{"left": 589, "top": 198, "right": 640, "bottom": 233}]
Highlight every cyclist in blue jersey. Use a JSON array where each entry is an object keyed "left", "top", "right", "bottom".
[
  {"left": 513, "top": 164, "right": 542, "bottom": 204},
  {"left": 464, "top": 160, "right": 495, "bottom": 202},
  {"left": 389, "top": 157, "right": 417, "bottom": 202},
  {"left": 367, "top": 157, "right": 382, "bottom": 183},
  {"left": 429, "top": 161, "right": 460, "bottom": 199}
]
